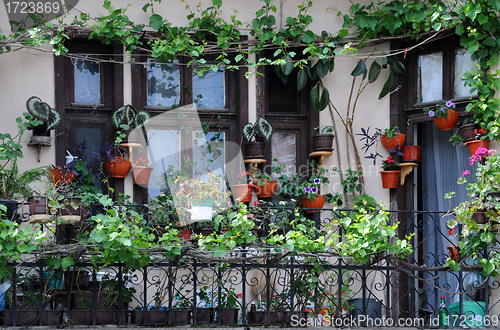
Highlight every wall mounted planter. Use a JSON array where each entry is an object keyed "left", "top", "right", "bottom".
[
  {"left": 380, "top": 133, "right": 405, "bottom": 151},
  {"left": 312, "top": 134, "right": 334, "bottom": 151},
  {"left": 465, "top": 139, "right": 490, "bottom": 156},
  {"left": 380, "top": 171, "right": 401, "bottom": 189},
  {"left": 105, "top": 157, "right": 132, "bottom": 178},
  {"left": 459, "top": 123, "right": 479, "bottom": 142},
  {"left": 131, "top": 166, "right": 153, "bottom": 185},
  {"left": 402, "top": 145, "right": 421, "bottom": 162},
  {"left": 433, "top": 109, "right": 458, "bottom": 131}
]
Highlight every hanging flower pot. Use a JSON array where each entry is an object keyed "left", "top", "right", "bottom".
[
  {"left": 380, "top": 171, "right": 401, "bottom": 189},
  {"left": 232, "top": 184, "right": 254, "bottom": 203},
  {"left": 380, "top": 132, "right": 405, "bottom": 151},
  {"left": 433, "top": 109, "right": 459, "bottom": 131},
  {"left": 401, "top": 145, "right": 421, "bottom": 162},
  {"left": 255, "top": 179, "right": 278, "bottom": 198},
  {"left": 465, "top": 139, "right": 490, "bottom": 156},
  {"left": 300, "top": 194, "right": 325, "bottom": 213},
  {"left": 105, "top": 156, "right": 131, "bottom": 178},
  {"left": 131, "top": 166, "right": 153, "bottom": 185}
]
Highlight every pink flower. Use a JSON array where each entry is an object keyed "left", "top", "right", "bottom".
[
  {"left": 462, "top": 170, "right": 470, "bottom": 177},
  {"left": 253, "top": 201, "right": 259, "bottom": 206}
]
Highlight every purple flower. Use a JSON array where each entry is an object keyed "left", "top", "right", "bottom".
[
  {"left": 428, "top": 110, "right": 435, "bottom": 117},
  {"left": 445, "top": 101, "right": 455, "bottom": 108},
  {"left": 314, "top": 178, "right": 320, "bottom": 184},
  {"left": 441, "top": 107, "right": 445, "bottom": 112},
  {"left": 311, "top": 187, "right": 318, "bottom": 194},
  {"left": 304, "top": 186, "right": 311, "bottom": 193}
]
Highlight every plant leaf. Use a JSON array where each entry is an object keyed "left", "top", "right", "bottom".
[
  {"left": 112, "top": 105, "right": 136, "bottom": 129},
  {"left": 26, "top": 96, "right": 50, "bottom": 121},
  {"left": 297, "top": 69, "right": 307, "bottom": 91},
  {"left": 256, "top": 117, "right": 273, "bottom": 141},
  {"left": 318, "top": 86, "right": 330, "bottom": 111},
  {"left": 391, "top": 60, "right": 406, "bottom": 74},
  {"left": 310, "top": 85, "right": 320, "bottom": 110},
  {"left": 368, "top": 61, "right": 381, "bottom": 83},
  {"left": 281, "top": 56, "right": 293, "bottom": 76},
  {"left": 307, "top": 62, "right": 318, "bottom": 80},
  {"left": 242, "top": 123, "right": 255, "bottom": 142},
  {"left": 351, "top": 60, "right": 366, "bottom": 77},
  {"left": 46, "top": 108, "right": 62, "bottom": 131},
  {"left": 315, "top": 59, "right": 329, "bottom": 78},
  {"left": 322, "top": 126, "right": 334, "bottom": 134},
  {"left": 379, "top": 71, "right": 394, "bottom": 99},
  {"left": 134, "top": 111, "right": 151, "bottom": 128}
]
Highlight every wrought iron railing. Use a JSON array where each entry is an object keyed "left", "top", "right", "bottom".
[{"left": 0, "top": 207, "right": 494, "bottom": 327}]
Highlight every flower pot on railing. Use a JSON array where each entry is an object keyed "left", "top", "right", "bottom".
[
  {"left": 105, "top": 156, "right": 131, "bottom": 178},
  {"left": 402, "top": 145, "right": 421, "bottom": 162},
  {"left": 465, "top": 139, "right": 490, "bottom": 156},
  {"left": 380, "top": 171, "right": 401, "bottom": 189},
  {"left": 300, "top": 194, "right": 325, "bottom": 213},
  {"left": 232, "top": 184, "right": 254, "bottom": 203},
  {"left": 380, "top": 132, "right": 405, "bottom": 151},
  {"left": 255, "top": 179, "right": 278, "bottom": 198},
  {"left": 433, "top": 109, "right": 459, "bottom": 131},
  {"left": 131, "top": 166, "right": 153, "bottom": 185}
]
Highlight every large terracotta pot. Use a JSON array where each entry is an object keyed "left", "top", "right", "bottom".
[
  {"left": 465, "top": 139, "right": 490, "bottom": 156},
  {"left": 380, "top": 171, "right": 401, "bottom": 189},
  {"left": 132, "top": 166, "right": 153, "bottom": 185},
  {"left": 300, "top": 194, "right": 325, "bottom": 213},
  {"left": 232, "top": 184, "right": 254, "bottom": 203},
  {"left": 402, "top": 145, "right": 421, "bottom": 162},
  {"left": 433, "top": 109, "right": 459, "bottom": 131},
  {"left": 50, "top": 168, "right": 76, "bottom": 186},
  {"left": 105, "top": 157, "right": 131, "bottom": 178},
  {"left": 380, "top": 132, "right": 405, "bottom": 151},
  {"left": 255, "top": 179, "right": 278, "bottom": 198}
]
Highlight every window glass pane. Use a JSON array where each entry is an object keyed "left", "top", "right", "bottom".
[
  {"left": 147, "top": 129, "right": 181, "bottom": 198},
  {"left": 455, "top": 49, "right": 477, "bottom": 98},
  {"left": 418, "top": 52, "right": 443, "bottom": 103},
  {"left": 74, "top": 59, "right": 100, "bottom": 104},
  {"left": 192, "top": 66, "right": 225, "bottom": 109},
  {"left": 193, "top": 131, "right": 225, "bottom": 178},
  {"left": 271, "top": 132, "right": 296, "bottom": 177},
  {"left": 147, "top": 59, "right": 180, "bottom": 107}
]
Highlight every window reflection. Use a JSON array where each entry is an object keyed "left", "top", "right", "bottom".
[
  {"left": 418, "top": 52, "right": 443, "bottom": 103},
  {"left": 455, "top": 49, "right": 477, "bottom": 98},
  {"left": 74, "top": 58, "right": 100, "bottom": 104},
  {"left": 192, "top": 65, "right": 225, "bottom": 109},
  {"left": 147, "top": 129, "right": 181, "bottom": 198},
  {"left": 193, "top": 131, "right": 226, "bottom": 192},
  {"left": 272, "top": 132, "right": 296, "bottom": 177},
  {"left": 147, "top": 59, "right": 180, "bottom": 107}
]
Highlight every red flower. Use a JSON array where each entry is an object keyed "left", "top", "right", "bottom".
[{"left": 386, "top": 156, "right": 394, "bottom": 163}]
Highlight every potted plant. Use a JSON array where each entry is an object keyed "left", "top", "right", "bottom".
[
  {"left": 401, "top": 145, "right": 421, "bottom": 162},
  {"left": 379, "top": 156, "right": 400, "bottom": 189},
  {"left": 379, "top": 126, "right": 405, "bottom": 151},
  {"left": 131, "top": 157, "right": 153, "bottom": 185},
  {"left": 253, "top": 169, "right": 277, "bottom": 198},
  {"left": 231, "top": 171, "right": 253, "bottom": 203},
  {"left": 312, "top": 126, "right": 335, "bottom": 151},
  {"left": 464, "top": 128, "right": 489, "bottom": 156},
  {"left": 449, "top": 117, "right": 478, "bottom": 145},
  {"left": 25, "top": 96, "right": 62, "bottom": 144},
  {"left": 242, "top": 117, "right": 273, "bottom": 159},
  {"left": 98, "top": 142, "right": 131, "bottom": 178},
  {"left": 112, "top": 104, "right": 151, "bottom": 144},
  {"left": 49, "top": 163, "right": 77, "bottom": 187},
  {"left": 423, "top": 100, "right": 459, "bottom": 131}
]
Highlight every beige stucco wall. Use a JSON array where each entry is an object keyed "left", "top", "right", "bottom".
[{"left": 0, "top": 0, "right": 390, "bottom": 204}]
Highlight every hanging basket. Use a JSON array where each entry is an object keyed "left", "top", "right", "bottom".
[
  {"left": 465, "top": 139, "right": 490, "bottom": 156},
  {"left": 232, "top": 184, "right": 254, "bottom": 203},
  {"left": 433, "top": 109, "right": 459, "bottom": 131},
  {"left": 380, "top": 171, "right": 401, "bottom": 189},
  {"left": 380, "top": 133, "right": 405, "bottom": 151},
  {"left": 459, "top": 123, "right": 479, "bottom": 143},
  {"left": 300, "top": 194, "right": 325, "bottom": 213},
  {"left": 105, "top": 157, "right": 132, "bottom": 178},
  {"left": 131, "top": 166, "right": 153, "bottom": 185}
]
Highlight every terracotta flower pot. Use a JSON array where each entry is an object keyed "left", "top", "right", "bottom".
[
  {"left": 255, "top": 179, "right": 278, "bottom": 198},
  {"left": 402, "top": 145, "right": 421, "bottom": 162},
  {"left": 433, "top": 109, "right": 459, "bottom": 131},
  {"left": 105, "top": 156, "right": 132, "bottom": 178},
  {"left": 300, "top": 194, "right": 325, "bottom": 213},
  {"left": 465, "top": 139, "right": 490, "bottom": 156},
  {"left": 380, "top": 132, "right": 405, "bottom": 151},
  {"left": 232, "top": 184, "right": 254, "bottom": 203},
  {"left": 380, "top": 171, "right": 401, "bottom": 189},
  {"left": 132, "top": 166, "right": 153, "bottom": 185},
  {"left": 49, "top": 168, "right": 76, "bottom": 186}
]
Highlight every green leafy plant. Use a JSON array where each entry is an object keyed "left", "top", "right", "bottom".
[
  {"left": 242, "top": 117, "right": 273, "bottom": 142},
  {"left": 25, "top": 96, "right": 62, "bottom": 132},
  {"left": 382, "top": 126, "right": 401, "bottom": 139}
]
